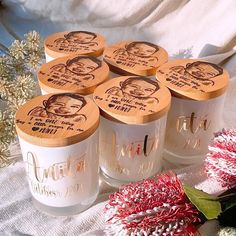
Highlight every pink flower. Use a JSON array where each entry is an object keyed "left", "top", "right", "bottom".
[
  {"left": 104, "top": 172, "right": 200, "bottom": 236},
  {"left": 205, "top": 129, "right": 236, "bottom": 188}
]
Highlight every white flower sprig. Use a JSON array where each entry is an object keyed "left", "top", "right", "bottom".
[{"left": 0, "top": 31, "right": 44, "bottom": 167}]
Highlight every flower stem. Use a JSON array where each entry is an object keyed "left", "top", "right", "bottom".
[{"left": 0, "top": 42, "right": 10, "bottom": 55}]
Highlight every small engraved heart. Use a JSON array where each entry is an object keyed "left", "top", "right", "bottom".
[
  {"left": 32, "top": 127, "right": 39, "bottom": 131},
  {"left": 108, "top": 104, "right": 115, "bottom": 108}
]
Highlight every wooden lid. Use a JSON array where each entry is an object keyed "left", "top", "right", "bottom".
[
  {"left": 38, "top": 56, "right": 109, "bottom": 95},
  {"left": 15, "top": 93, "right": 99, "bottom": 147},
  {"left": 103, "top": 40, "right": 168, "bottom": 76},
  {"left": 156, "top": 59, "right": 229, "bottom": 100},
  {"left": 44, "top": 31, "right": 106, "bottom": 58},
  {"left": 93, "top": 76, "right": 171, "bottom": 124}
]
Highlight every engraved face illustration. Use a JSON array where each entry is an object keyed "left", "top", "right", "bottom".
[
  {"left": 45, "top": 93, "right": 86, "bottom": 116},
  {"left": 64, "top": 31, "right": 97, "bottom": 44},
  {"left": 185, "top": 61, "right": 223, "bottom": 80},
  {"left": 66, "top": 56, "right": 101, "bottom": 75},
  {"left": 126, "top": 42, "right": 159, "bottom": 57},
  {"left": 120, "top": 77, "right": 159, "bottom": 98}
]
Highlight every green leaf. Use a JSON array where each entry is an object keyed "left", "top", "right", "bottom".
[
  {"left": 183, "top": 184, "right": 222, "bottom": 220},
  {"left": 223, "top": 196, "right": 236, "bottom": 213},
  {"left": 219, "top": 206, "right": 236, "bottom": 227},
  {"left": 219, "top": 188, "right": 236, "bottom": 212},
  {"left": 218, "top": 189, "right": 236, "bottom": 227}
]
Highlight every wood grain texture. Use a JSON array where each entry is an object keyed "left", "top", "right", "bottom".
[
  {"left": 15, "top": 93, "right": 100, "bottom": 147},
  {"left": 156, "top": 59, "right": 229, "bottom": 100},
  {"left": 38, "top": 55, "right": 109, "bottom": 95},
  {"left": 103, "top": 41, "right": 168, "bottom": 76},
  {"left": 44, "top": 31, "right": 106, "bottom": 58},
  {"left": 93, "top": 76, "right": 171, "bottom": 124}
]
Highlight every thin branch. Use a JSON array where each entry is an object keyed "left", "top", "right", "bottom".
[{"left": 0, "top": 42, "right": 10, "bottom": 55}]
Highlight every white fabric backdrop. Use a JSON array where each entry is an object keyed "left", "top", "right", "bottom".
[{"left": 0, "top": 0, "right": 236, "bottom": 235}]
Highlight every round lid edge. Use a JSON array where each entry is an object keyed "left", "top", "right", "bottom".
[
  {"left": 38, "top": 56, "right": 110, "bottom": 95},
  {"left": 15, "top": 93, "right": 100, "bottom": 147},
  {"left": 44, "top": 31, "right": 106, "bottom": 58},
  {"left": 93, "top": 76, "right": 171, "bottom": 124},
  {"left": 156, "top": 59, "right": 229, "bottom": 100}
]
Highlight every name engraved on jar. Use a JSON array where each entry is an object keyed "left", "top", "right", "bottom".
[
  {"left": 176, "top": 112, "right": 211, "bottom": 149},
  {"left": 28, "top": 179, "right": 84, "bottom": 198},
  {"left": 101, "top": 133, "right": 159, "bottom": 175},
  {"left": 25, "top": 152, "right": 86, "bottom": 198},
  {"left": 25, "top": 152, "right": 86, "bottom": 183}
]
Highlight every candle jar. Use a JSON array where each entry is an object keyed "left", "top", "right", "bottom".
[
  {"left": 38, "top": 55, "right": 109, "bottom": 97},
  {"left": 156, "top": 59, "right": 229, "bottom": 165},
  {"left": 44, "top": 31, "right": 106, "bottom": 62},
  {"left": 15, "top": 93, "right": 100, "bottom": 215},
  {"left": 93, "top": 76, "right": 171, "bottom": 186},
  {"left": 103, "top": 40, "right": 168, "bottom": 77}
]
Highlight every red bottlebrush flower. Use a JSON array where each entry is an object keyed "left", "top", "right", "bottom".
[
  {"left": 205, "top": 129, "right": 236, "bottom": 188},
  {"left": 104, "top": 172, "right": 200, "bottom": 236}
]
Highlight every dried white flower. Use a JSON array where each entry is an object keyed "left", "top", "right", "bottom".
[
  {"left": 25, "top": 30, "right": 41, "bottom": 50},
  {"left": 218, "top": 227, "right": 236, "bottom": 236},
  {"left": 0, "top": 31, "right": 44, "bottom": 167},
  {"left": 9, "top": 40, "right": 27, "bottom": 60}
]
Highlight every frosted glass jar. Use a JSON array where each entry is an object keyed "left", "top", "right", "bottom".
[
  {"left": 38, "top": 55, "right": 109, "bottom": 97},
  {"left": 94, "top": 76, "right": 171, "bottom": 186},
  {"left": 99, "top": 116, "right": 167, "bottom": 184},
  {"left": 156, "top": 59, "right": 229, "bottom": 165},
  {"left": 164, "top": 94, "right": 226, "bottom": 164},
  {"left": 15, "top": 93, "right": 100, "bottom": 215},
  {"left": 44, "top": 31, "right": 106, "bottom": 62},
  {"left": 103, "top": 40, "right": 168, "bottom": 76}
]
